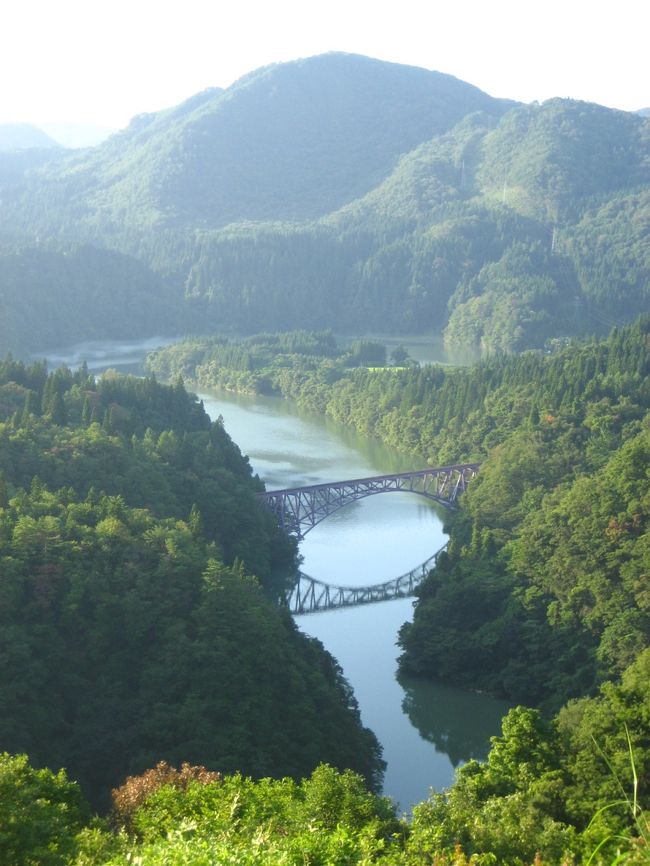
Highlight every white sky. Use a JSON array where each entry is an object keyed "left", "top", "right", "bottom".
[{"left": 1, "top": 0, "right": 648, "bottom": 130}]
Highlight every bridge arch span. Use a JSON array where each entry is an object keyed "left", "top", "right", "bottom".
[{"left": 258, "top": 463, "right": 479, "bottom": 539}]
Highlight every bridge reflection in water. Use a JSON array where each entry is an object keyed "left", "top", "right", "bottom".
[
  {"left": 286, "top": 543, "right": 447, "bottom": 615},
  {"left": 259, "top": 464, "right": 479, "bottom": 615}
]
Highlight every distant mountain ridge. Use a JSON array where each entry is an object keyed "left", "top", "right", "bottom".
[
  {"left": 0, "top": 53, "right": 648, "bottom": 355},
  {"left": 5, "top": 54, "right": 510, "bottom": 231},
  {"left": 40, "top": 122, "right": 116, "bottom": 148},
  {"left": 0, "top": 123, "right": 60, "bottom": 151}
]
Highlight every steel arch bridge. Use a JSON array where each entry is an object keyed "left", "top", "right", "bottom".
[
  {"left": 258, "top": 463, "right": 480, "bottom": 539},
  {"left": 285, "top": 544, "right": 448, "bottom": 615}
]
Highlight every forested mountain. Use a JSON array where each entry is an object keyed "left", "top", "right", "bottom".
[
  {"left": 0, "top": 146, "right": 66, "bottom": 190},
  {"left": 0, "top": 54, "right": 506, "bottom": 233},
  {"left": 4, "top": 52, "right": 650, "bottom": 866},
  {"left": 150, "top": 319, "right": 650, "bottom": 713},
  {"left": 0, "top": 246, "right": 180, "bottom": 354},
  {"left": 9, "top": 320, "right": 650, "bottom": 866},
  {"left": 0, "top": 361, "right": 383, "bottom": 808},
  {"left": 1, "top": 53, "right": 649, "bottom": 356}
]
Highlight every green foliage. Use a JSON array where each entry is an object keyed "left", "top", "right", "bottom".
[
  {"left": 0, "top": 245, "right": 179, "bottom": 356},
  {"left": 0, "top": 752, "right": 88, "bottom": 866},
  {"left": 566, "top": 189, "right": 650, "bottom": 331},
  {"left": 406, "top": 709, "right": 577, "bottom": 866},
  {"left": 153, "top": 319, "right": 650, "bottom": 715},
  {"left": 347, "top": 339, "right": 388, "bottom": 367},
  {"left": 5, "top": 720, "right": 650, "bottom": 865},
  {"left": 84, "top": 763, "right": 401, "bottom": 866},
  {"left": 0, "top": 360, "right": 295, "bottom": 587},
  {"left": 0, "top": 362, "right": 384, "bottom": 808},
  {"left": 508, "top": 429, "right": 650, "bottom": 681},
  {"left": 397, "top": 322, "right": 650, "bottom": 708},
  {"left": 403, "top": 666, "right": 650, "bottom": 865},
  {"left": 145, "top": 330, "right": 392, "bottom": 397},
  {"left": 475, "top": 99, "right": 649, "bottom": 222},
  {"left": 444, "top": 241, "right": 576, "bottom": 353},
  {"left": 110, "top": 761, "right": 221, "bottom": 832},
  {"left": 3, "top": 693, "right": 650, "bottom": 866},
  {"left": 2, "top": 62, "right": 648, "bottom": 352}
]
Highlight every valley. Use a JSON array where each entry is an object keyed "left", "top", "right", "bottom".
[{"left": 1, "top": 51, "right": 649, "bottom": 865}]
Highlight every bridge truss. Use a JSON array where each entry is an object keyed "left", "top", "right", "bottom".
[
  {"left": 258, "top": 463, "right": 480, "bottom": 539},
  {"left": 285, "top": 544, "right": 448, "bottom": 615}
]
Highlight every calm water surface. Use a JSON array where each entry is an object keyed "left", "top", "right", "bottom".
[
  {"left": 197, "top": 388, "right": 510, "bottom": 812},
  {"left": 43, "top": 337, "right": 509, "bottom": 813}
]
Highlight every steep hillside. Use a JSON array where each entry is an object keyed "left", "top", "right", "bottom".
[
  {"left": 1, "top": 55, "right": 648, "bottom": 354},
  {"left": 0, "top": 147, "right": 67, "bottom": 190},
  {"left": 0, "top": 53, "right": 509, "bottom": 235},
  {"left": 168, "top": 100, "right": 650, "bottom": 346},
  {"left": 474, "top": 99, "right": 649, "bottom": 221},
  {"left": 0, "top": 361, "right": 384, "bottom": 806},
  {"left": 0, "top": 245, "right": 181, "bottom": 355}
]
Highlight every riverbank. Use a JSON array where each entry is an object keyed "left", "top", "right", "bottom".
[{"left": 35, "top": 335, "right": 512, "bottom": 812}]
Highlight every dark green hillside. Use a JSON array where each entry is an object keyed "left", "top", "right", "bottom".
[
  {"left": 324, "top": 111, "right": 497, "bottom": 224},
  {"left": 1, "top": 57, "right": 649, "bottom": 353},
  {"left": 0, "top": 361, "right": 294, "bottom": 586},
  {"left": 0, "top": 361, "right": 383, "bottom": 806},
  {"left": 566, "top": 188, "right": 650, "bottom": 323},
  {"left": 159, "top": 99, "right": 650, "bottom": 344},
  {"left": 0, "top": 245, "right": 180, "bottom": 356},
  {"left": 475, "top": 99, "right": 649, "bottom": 221}
]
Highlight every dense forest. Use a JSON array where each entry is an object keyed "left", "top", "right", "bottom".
[
  {"left": 4, "top": 325, "right": 647, "bottom": 864},
  {"left": 0, "top": 246, "right": 180, "bottom": 354},
  {"left": 0, "top": 359, "right": 384, "bottom": 813},
  {"left": 138, "top": 320, "right": 650, "bottom": 862},
  {"left": 1, "top": 54, "right": 649, "bottom": 354},
  {"left": 4, "top": 657, "right": 650, "bottom": 864},
  {"left": 149, "top": 321, "right": 650, "bottom": 709},
  {"left": 2, "top": 50, "right": 650, "bottom": 866},
  {"left": 2, "top": 319, "right": 650, "bottom": 864}
]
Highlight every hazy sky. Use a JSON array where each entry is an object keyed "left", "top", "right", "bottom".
[{"left": 2, "top": 0, "right": 647, "bottom": 130}]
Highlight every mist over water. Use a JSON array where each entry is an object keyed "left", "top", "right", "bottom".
[{"left": 34, "top": 336, "right": 180, "bottom": 374}]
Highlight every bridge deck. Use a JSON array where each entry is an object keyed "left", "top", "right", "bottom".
[
  {"left": 258, "top": 463, "right": 480, "bottom": 539},
  {"left": 263, "top": 463, "right": 480, "bottom": 497}
]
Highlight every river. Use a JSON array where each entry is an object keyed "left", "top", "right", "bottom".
[{"left": 40, "top": 336, "right": 510, "bottom": 813}]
